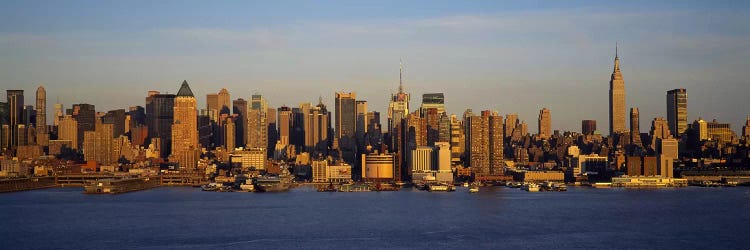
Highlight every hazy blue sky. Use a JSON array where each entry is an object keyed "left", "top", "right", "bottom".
[{"left": 1, "top": 0, "right": 749, "bottom": 133}]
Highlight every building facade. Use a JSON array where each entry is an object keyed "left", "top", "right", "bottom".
[
  {"left": 609, "top": 47, "right": 626, "bottom": 135},
  {"left": 666, "top": 88, "right": 688, "bottom": 137}
]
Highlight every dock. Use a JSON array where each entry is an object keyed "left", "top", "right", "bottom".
[{"left": 83, "top": 177, "right": 161, "bottom": 194}]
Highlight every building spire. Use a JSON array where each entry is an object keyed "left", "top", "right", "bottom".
[
  {"left": 613, "top": 43, "right": 621, "bottom": 73},
  {"left": 615, "top": 42, "right": 618, "bottom": 59},
  {"left": 398, "top": 59, "right": 404, "bottom": 93}
]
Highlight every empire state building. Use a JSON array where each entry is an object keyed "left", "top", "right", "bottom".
[{"left": 609, "top": 46, "right": 626, "bottom": 135}]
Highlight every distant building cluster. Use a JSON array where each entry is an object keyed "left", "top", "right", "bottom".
[{"left": 2, "top": 50, "right": 750, "bottom": 185}]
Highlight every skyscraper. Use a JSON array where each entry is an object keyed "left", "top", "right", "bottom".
[
  {"left": 6, "top": 90, "right": 23, "bottom": 148},
  {"left": 58, "top": 115, "right": 78, "bottom": 149},
  {"left": 102, "top": 109, "right": 126, "bottom": 138},
  {"left": 650, "top": 117, "right": 671, "bottom": 151},
  {"left": 35, "top": 86, "right": 48, "bottom": 146},
  {"left": 420, "top": 93, "right": 445, "bottom": 115},
  {"left": 83, "top": 120, "right": 114, "bottom": 165},
  {"left": 277, "top": 106, "right": 292, "bottom": 145},
  {"left": 743, "top": 118, "right": 750, "bottom": 142},
  {"left": 504, "top": 113, "right": 518, "bottom": 140},
  {"left": 356, "top": 100, "right": 368, "bottom": 140},
  {"left": 630, "top": 107, "right": 641, "bottom": 146},
  {"left": 217, "top": 88, "right": 231, "bottom": 114},
  {"left": 223, "top": 117, "right": 235, "bottom": 150},
  {"left": 304, "top": 101, "right": 329, "bottom": 154},
  {"left": 72, "top": 103, "right": 96, "bottom": 150},
  {"left": 335, "top": 92, "right": 357, "bottom": 140},
  {"left": 53, "top": 103, "right": 63, "bottom": 126},
  {"left": 233, "top": 98, "right": 248, "bottom": 146},
  {"left": 449, "top": 114, "right": 464, "bottom": 165},
  {"left": 206, "top": 93, "right": 219, "bottom": 121},
  {"left": 388, "top": 61, "right": 410, "bottom": 150},
  {"left": 466, "top": 110, "right": 504, "bottom": 177},
  {"left": 171, "top": 80, "right": 199, "bottom": 169},
  {"left": 706, "top": 119, "right": 735, "bottom": 144},
  {"left": 538, "top": 108, "right": 551, "bottom": 139},
  {"left": 146, "top": 91, "right": 175, "bottom": 158},
  {"left": 247, "top": 94, "right": 268, "bottom": 149},
  {"left": 666, "top": 88, "right": 688, "bottom": 137},
  {"left": 582, "top": 120, "right": 597, "bottom": 135},
  {"left": 609, "top": 46, "right": 626, "bottom": 135}
]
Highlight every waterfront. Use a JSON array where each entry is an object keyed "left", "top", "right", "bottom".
[{"left": 2, "top": 187, "right": 750, "bottom": 249}]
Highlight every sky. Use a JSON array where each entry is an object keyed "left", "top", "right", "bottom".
[{"left": 1, "top": 0, "right": 749, "bottom": 134}]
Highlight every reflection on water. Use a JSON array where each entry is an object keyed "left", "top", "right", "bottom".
[{"left": 1, "top": 186, "right": 749, "bottom": 249}]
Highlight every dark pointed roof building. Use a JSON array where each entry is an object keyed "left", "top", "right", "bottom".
[{"left": 177, "top": 80, "right": 194, "bottom": 97}]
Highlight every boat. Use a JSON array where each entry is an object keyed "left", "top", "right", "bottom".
[
  {"left": 521, "top": 183, "right": 540, "bottom": 192},
  {"left": 552, "top": 183, "right": 568, "bottom": 191},
  {"left": 317, "top": 183, "right": 338, "bottom": 192},
  {"left": 201, "top": 182, "right": 222, "bottom": 192},
  {"left": 462, "top": 182, "right": 469, "bottom": 187},
  {"left": 507, "top": 182, "right": 522, "bottom": 188},
  {"left": 253, "top": 167, "right": 293, "bottom": 192},
  {"left": 468, "top": 185, "right": 479, "bottom": 193},
  {"left": 428, "top": 183, "right": 455, "bottom": 192},
  {"left": 239, "top": 179, "right": 255, "bottom": 192}
]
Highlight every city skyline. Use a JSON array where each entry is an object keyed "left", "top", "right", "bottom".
[{"left": 2, "top": 1, "right": 749, "bottom": 133}]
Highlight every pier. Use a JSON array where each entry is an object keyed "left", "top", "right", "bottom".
[{"left": 0, "top": 177, "right": 57, "bottom": 193}]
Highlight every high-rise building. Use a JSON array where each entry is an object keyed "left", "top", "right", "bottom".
[
  {"left": 53, "top": 103, "right": 63, "bottom": 126},
  {"left": 102, "top": 109, "right": 126, "bottom": 138},
  {"left": 247, "top": 95, "right": 268, "bottom": 149},
  {"left": 650, "top": 117, "right": 671, "bottom": 151},
  {"left": 146, "top": 92, "right": 174, "bottom": 158},
  {"left": 277, "top": 106, "right": 292, "bottom": 145},
  {"left": 538, "top": 108, "right": 551, "bottom": 139},
  {"left": 438, "top": 113, "right": 451, "bottom": 143},
  {"left": 335, "top": 92, "right": 357, "bottom": 140},
  {"left": 405, "top": 110, "right": 427, "bottom": 149},
  {"left": 223, "top": 117, "right": 235, "bottom": 151},
  {"left": 667, "top": 88, "right": 688, "bottom": 137},
  {"left": 1, "top": 125, "right": 8, "bottom": 149},
  {"left": 217, "top": 88, "right": 231, "bottom": 114},
  {"left": 7, "top": 90, "right": 23, "bottom": 148},
  {"left": 58, "top": 115, "right": 78, "bottom": 150},
  {"left": 233, "top": 98, "right": 248, "bottom": 146},
  {"left": 424, "top": 108, "right": 440, "bottom": 146},
  {"left": 420, "top": 93, "right": 445, "bottom": 115},
  {"left": 609, "top": 46, "right": 626, "bottom": 135},
  {"left": 388, "top": 61, "right": 410, "bottom": 150},
  {"left": 692, "top": 119, "right": 708, "bottom": 141},
  {"left": 450, "top": 114, "right": 464, "bottom": 165},
  {"left": 657, "top": 138, "right": 678, "bottom": 159},
  {"left": 206, "top": 93, "right": 219, "bottom": 121},
  {"left": 35, "top": 86, "right": 48, "bottom": 146},
  {"left": 266, "top": 107, "right": 278, "bottom": 157},
  {"left": 171, "top": 80, "right": 199, "bottom": 169},
  {"left": 356, "top": 100, "right": 368, "bottom": 134},
  {"left": 72, "top": 103, "right": 96, "bottom": 150},
  {"left": 83, "top": 120, "right": 114, "bottom": 165},
  {"left": 409, "top": 146, "right": 433, "bottom": 174},
  {"left": 630, "top": 108, "right": 641, "bottom": 146},
  {"left": 304, "top": 102, "right": 329, "bottom": 154},
  {"left": 466, "top": 110, "right": 504, "bottom": 176},
  {"left": 582, "top": 120, "right": 597, "bottom": 135},
  {"left": 743, "top": 118, "right": 750, "bottom": 142},
  {"left": 504, "top": 113, "right": 518, "bottom": 140},
  {"left": 706, "top": 119, "right": 735, "bottom": 144}
]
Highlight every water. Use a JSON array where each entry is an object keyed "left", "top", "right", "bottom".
[{"left": 2, "top": 186, "right": 750, "bottom": 249}]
